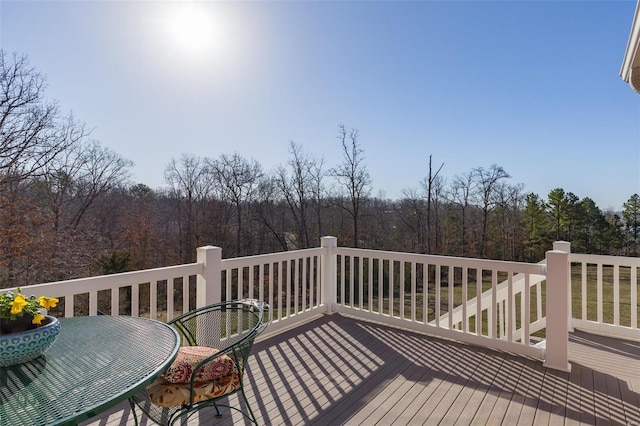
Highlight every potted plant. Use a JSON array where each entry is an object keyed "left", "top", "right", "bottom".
[
  {"left": 0, "top": 288, "right": 61, "bottom": 367},
  {"left": 0, "top": 288, "right": 59, "bottom": 334}
]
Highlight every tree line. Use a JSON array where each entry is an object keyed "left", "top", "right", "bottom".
[{"left": 1, "top": 51, "right": 638, "bottom": 289}]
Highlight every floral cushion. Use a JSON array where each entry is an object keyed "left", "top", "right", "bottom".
[
  {"left": 147, "top": 367, "right": 241, "bottom": 407},
  {"left": 162, "top": 346, "right": 235, "bottom": 384}
]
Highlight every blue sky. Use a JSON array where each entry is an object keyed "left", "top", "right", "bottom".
[{"left": 1, "top": 0, "right": 639, "bottom": 211}]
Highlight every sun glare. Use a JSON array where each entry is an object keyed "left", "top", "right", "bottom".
[
  {"left": 148, "top": 2, "right": 244, "bottom": 73},
  {"left": 165, "top": 5, "right": 218, "bottom": 54}
]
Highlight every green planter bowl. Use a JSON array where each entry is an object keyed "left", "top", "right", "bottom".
[{"left": 0, "top": 316, "right": 60, "bottom": 367}]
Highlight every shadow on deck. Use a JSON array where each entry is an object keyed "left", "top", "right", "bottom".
[{"left": 83, "top": 314, "right": 640, "bottom": 425}]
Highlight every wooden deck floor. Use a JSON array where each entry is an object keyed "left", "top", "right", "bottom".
[{"left": 83, "top": 314, "right": 640, "bottom": 426}]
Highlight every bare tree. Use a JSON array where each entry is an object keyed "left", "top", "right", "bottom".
[
  {"left": 0, "top": 52, "right": 134, "bottom": 285},
  {"left": 429, "top": 174, "right": 446, "bottom": 254},
  {"left": 209, "top": 153, "right": 262, "bottom": 256},
  {"left": 0, "top": 51, "right": 83, "bottom": 186},
  {"left": 449, "top": 171, "right": 477, "bottom": 257},
  {"left": 165, "top": 154, "right": 213, "bottom": 262},
  {"left": 423, "top": 155, "right": 444, "bottom": 254},
  {"left": 38, "top": 139, "right": 133, "bottom": 230},
  {"left": 121, "top": 184, "right": 158, "bottom": 270},
  {"left": 275, "top": 142, "right": 325, "bottom": 249},
  {"left": 309, "top": 155, "right": 327, "bottom": 243},
  {"left": 494, "top": 182, "right": 524, "bottom": 259},
  {"left": 398, "top": 188, "right": 427, "bottom": 252},
  {"left": 474, "top": 164, "right": 510, "bottom": 257},
  {"left": 329, "top": 124, "right": 371, "bottom": 247},
  {"left": 253, "top": 176, "right": 289, "bottom": 251}
]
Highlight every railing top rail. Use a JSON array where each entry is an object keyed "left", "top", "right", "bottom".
[
  {"left": 1, "top": 262, "right": 200, "bottom": 296},
  {"left": 570, "top": 252, "right": 640, "bottom": 267},
  {"left": 221, "top": 247, "right": 323, "bottom": 269},
  {"left": 335, "top": 247, "right": 546, "bottom": 275}
]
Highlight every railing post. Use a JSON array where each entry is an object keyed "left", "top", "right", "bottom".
[
  {"left": 197, "top": 246, "right": 222, "bottom": 308},
  {"left": 544, "top": 246, "right": 572, "bottom": 372},
  {"left": 553, "top": 241, "right": 573, "bottom": 332},
  {"left": 321, "top": 236, "right": 338, "bottom": 314}
]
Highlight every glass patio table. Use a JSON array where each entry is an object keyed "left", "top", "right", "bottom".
[{"left": 0, "top": 315, "right": 180, "bottom": 426}]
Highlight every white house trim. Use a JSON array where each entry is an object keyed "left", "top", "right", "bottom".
[{"left": 621, "top": 0, "right": 640, "bottom": 94}]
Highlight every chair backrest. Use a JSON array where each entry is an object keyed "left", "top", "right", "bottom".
[{"left": 168, "top": 300, "right": 270, "bottom": 377}]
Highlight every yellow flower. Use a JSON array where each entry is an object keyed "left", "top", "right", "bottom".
[
  {"left": 32, "top": 314, "right": 45, "bottom": 325},
  {"left": 10, "top": 295, "right": 28, "bottom": 315},
  {"left": 39, "top": 296, "right": 59, "bottom": 310}
]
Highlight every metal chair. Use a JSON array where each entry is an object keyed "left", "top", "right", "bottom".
[{"left": 130, "top": 299, "right": 270, "bottom": 425}]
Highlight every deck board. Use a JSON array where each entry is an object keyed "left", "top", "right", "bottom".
[
  {"left": 515, "top": 358, "right": 546, "bottom": 426},
  {"left": 486, "top": 354, "right": 524, "bottom": 425},
  {"left": 82, "top": 313, "right": 640, "bottom": 426},
  {"left": 418, "top": 348, "right": 477, "bottom": 425},
  {"left": 444, "top": 349, "right": 494, "bottom": 425}
]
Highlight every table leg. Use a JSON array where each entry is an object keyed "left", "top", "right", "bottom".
[{"left": 128, "top": 398, "right": 140, "bottom": 426}]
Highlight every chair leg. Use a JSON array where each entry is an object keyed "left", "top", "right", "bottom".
[{"left": 213, "top": 403, "right": 222, "bottom": 417}]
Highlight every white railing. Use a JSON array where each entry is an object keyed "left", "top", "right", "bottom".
[
  {"left": 438, "top": 260, "right": 548, "bottom": 341},
  {"left": 328, "top": 245, "right": 547, "bottom": 361},
  {"left": 4, "top": 263, "right": 200, "bottom": 320},
  {"left": 3, "top": 237, "right": 637, "bottom": 371},
  {"left": 220, "top": 247, "right": 324, "bottom": 336},
  {"left": 569, "top": 251, "right": 639, "bottom": 340},
  {"left": 2, "top": 246, "right": 324, "bottom": 337}
]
